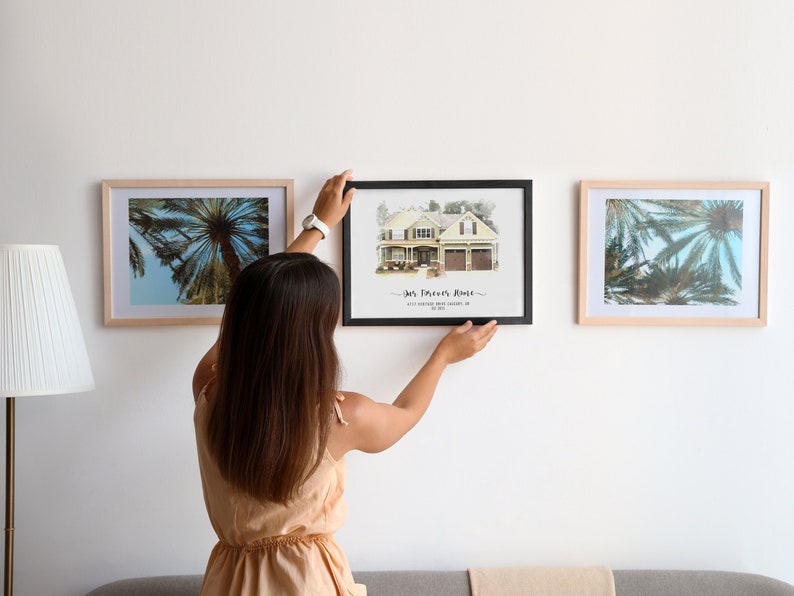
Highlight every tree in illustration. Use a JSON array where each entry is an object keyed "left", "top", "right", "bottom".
[{"left": 442, "top": 199, "right": 498, "bottom": 231}]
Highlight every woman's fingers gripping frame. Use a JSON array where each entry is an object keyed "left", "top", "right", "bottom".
[
  {"left": 441, "top": 320, "right": 498, "bottom": 364},
  {"left": 313, "top": 169, "right": 356, "bottom": 229}
]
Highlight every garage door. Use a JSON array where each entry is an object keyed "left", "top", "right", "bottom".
[
  {"left": 471, "top": 248, "right": 492, "bottom": 271},
  {"left": 445, "top": 249, "right": 466, "bottom": 271}
]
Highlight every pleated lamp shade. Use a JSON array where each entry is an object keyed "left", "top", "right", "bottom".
[{"left": 0, "top": 244, "right": 94, "bottom": 398}]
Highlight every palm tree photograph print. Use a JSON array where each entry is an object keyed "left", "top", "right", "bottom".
[
  {"left": 128, "top": 196, "right": 270, "bottom": 306},
  {"left": 604, "top": 198, "right": 743, "bottom": 306},
  {"left": 578, "top": 180, "right": 768, "bottom": 326}
]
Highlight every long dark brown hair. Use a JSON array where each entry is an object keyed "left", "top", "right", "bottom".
[{"left": 207, "top": 252, "right": 341, "bottom": 504}]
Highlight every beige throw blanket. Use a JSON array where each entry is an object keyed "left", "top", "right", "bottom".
[{"left": 468, "top": 566, "right": 615, "bottom": 596}]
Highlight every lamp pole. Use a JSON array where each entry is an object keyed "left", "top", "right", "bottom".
[{"left": 4, "top": 398, "right": 14, "bottom": 596}]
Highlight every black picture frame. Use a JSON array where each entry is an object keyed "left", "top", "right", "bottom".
[{"left": 342, "top": 179, "right": 532, "bottom": 326}]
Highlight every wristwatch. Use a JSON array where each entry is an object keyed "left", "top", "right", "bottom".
[{"left": 301, "top": 214, "right": 330, "bottom": 239}]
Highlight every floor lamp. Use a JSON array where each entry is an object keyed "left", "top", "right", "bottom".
[{"left": 0, "top": 245, "right": 94, "bottom": 596}]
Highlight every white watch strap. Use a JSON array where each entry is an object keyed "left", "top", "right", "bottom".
[{"left": 309, "top": 216, "right": 330, "bottom": 238}]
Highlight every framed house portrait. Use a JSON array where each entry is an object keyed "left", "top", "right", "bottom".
[{"left": 342, "top": 179, "right": 532, "bottom": 326}]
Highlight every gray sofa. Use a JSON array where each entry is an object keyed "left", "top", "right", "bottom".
[{"left": 86, "top": 569, "right": 794, "bottom": 595}]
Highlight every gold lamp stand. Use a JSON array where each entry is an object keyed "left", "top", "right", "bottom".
[{"left": 4, "top": 398, "right": 13, "bottom": 596}]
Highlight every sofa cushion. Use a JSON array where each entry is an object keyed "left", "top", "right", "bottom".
[
  {"left": 613, "top": 570, "right": 794, "bottom": 596},
  {"left": 85, "top": 575, "right": 203, "bottom": 596},
  {"left": 354, "top": 570, "right": 470, "bottom": 596}
]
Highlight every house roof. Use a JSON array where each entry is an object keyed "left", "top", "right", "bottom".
[
  {"left": 438, "top": 211, "right": 498, "bottom": 240},
  {"left": 384, "top": 207, "right": 476, "bottom": 230},
  {"left": 384, "top": 207, "right": 425, "bottom": 229}
]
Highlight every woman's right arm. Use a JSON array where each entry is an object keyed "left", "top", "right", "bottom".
[{"left": 327, "top": 320, "right": 498, "bottom": 458}]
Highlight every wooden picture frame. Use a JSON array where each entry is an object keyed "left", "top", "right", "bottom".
[
  {"left": 578, "top": 180, "right": 769, "bottom": 326},
  {"left": 102, "top": 178, "right": 294, "bottom": 326},
  {"left": 342, "top": 179, "right": 532, "bottom": 326}
]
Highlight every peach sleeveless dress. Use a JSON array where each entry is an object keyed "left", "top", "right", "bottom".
[{"left": 194, "top": 386, "right": 366, "bottom": 596}]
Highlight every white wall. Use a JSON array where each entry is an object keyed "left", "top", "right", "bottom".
[{"left": 1, "top": 0, "right": 793, "bottom": 594}]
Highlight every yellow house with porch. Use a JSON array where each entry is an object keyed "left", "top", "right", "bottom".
[{"left": 378, "top": 207, "right": 499, "bottom": 272}]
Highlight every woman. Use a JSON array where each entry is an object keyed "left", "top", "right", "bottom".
[{"left": 193, "top": 170, "right": 498, "bottom": 595}]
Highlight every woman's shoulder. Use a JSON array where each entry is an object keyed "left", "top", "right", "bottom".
[
  {"left": 325, "top": 391, "right": 377, "bottom": 460},
  {"left": 192, "top": 341, "right": 219, "bottom": 402},
  {"left": 335, "top": 391, "right": 371, "bottom": 420}
]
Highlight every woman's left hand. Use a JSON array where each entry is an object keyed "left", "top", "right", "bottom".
[{"left": 312, "top": 169, "right": 356, "bottom": 230}]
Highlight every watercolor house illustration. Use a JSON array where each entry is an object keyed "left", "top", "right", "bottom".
[{"left": 377, "top": 207, "right": 499, "bottom": 272}]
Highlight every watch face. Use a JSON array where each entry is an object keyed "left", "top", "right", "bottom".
[{"left": 301, "top": 214, "right": 328, "bottom": 237}]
